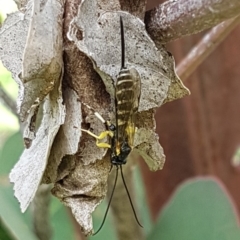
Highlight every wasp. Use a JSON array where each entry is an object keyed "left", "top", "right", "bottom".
[{"left": 81, "top": 16, "right": 142, "bottom": 234}]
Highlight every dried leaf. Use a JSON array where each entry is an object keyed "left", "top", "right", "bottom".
[
  {"left": 8, "top": 0, "right": 65, "bottom": 212},
  {"left": 19, "top": 0, "right": 65, "bottom": 147},
  {"left": 0, "top": 11, "right": 29, "bottom": 110},
  {"left": 161, "top": 50, "right": 190, "bottom": 103},
  {"left": 21, "top": 0, "right": 63, "bottom": 119},
  {"left": 14, "top": 0, "right": 31, "bottom": 11},
  {"left": 134, "top": 109, "right": 165, "bottom": 171},
  {"left": 42, "top": 87, "right": 82, "bottom": 184},
  {"left": 9, "top": 80, "right": 65, "bottom": 212},
  {"left": 52, "top": 155, "right": 110, "bottom": 236},
  {"left": 69, "top": 0, "right": 171, "bottom": 111},
  {"left": 134, "top": 128, "right": 165, "bottom": 171}
]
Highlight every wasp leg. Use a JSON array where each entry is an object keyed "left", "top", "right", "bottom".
[
  {"left": 82, "top": 103, "right": 106, "bottom": 124},
  {"left": 81, "top": 129, "right": 113, "bottom": 148},
  {"left": 82, "top": 103, "right": 115, "bottom": 131}
]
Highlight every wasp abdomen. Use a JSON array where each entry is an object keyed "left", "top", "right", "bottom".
[{"left": 116, "top": 68, "right": 135, "bottom": 127}]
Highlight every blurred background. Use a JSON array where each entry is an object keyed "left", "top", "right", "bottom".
[{"left": 1, "top": 0, "right": 240, "bottom": 240}]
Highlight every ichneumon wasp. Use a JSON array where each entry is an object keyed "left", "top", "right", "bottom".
[{"left": 81, "top": 15, "right": 142, "bottom": 235}]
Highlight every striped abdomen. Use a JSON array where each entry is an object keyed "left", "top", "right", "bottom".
[{"left": 115, "top": 67, "right": 137, "bottom": 149}]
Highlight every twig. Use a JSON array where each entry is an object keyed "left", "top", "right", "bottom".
[
  {"left": 145, "top": 0, "right": 240, "bottom": 44},
  {"left": 0, "top": 83, "right": 17, "bottom": 116},
  {"left": 176, "top": 15, "right": 240, "bottom": 81}
]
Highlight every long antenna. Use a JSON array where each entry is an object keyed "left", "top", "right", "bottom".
[
  {"left": 93, "top": 167, "right": 119, "bottom": 235},
  {"left": 120, "top": 16, "right": 125, "bottom": 69},
  {"left": 120, "top": 165, "right": 143, "bottom": 228}
]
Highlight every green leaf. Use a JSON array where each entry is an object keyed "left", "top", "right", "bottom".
[
  {"left": 0, "top": 130, "right": 76, "bottom": 240},
  {"left": 0, "top": 220, "right": 14, "bottom": 240},
  {"left": 133, "top": 166, "right": 152, "bottom": 237},
  {"left": 0, "top": 131, "right": 24, "bottom": 175},
  {"left": 0, "top": 186, "right": 38, "bottom": 240},
  {"left": 0, "top": 130, "right": 35, "bottom": 240},
  {"left": 89, "top": 199, "right": 117, "bottom": 240},
  {"left": 50, "top": 197, "right": 76, "bottom": 240},
  {"left": 147, "top": 178, "right": 240, "bottom": 240},
  {"left": 0, "top": 186, "right": 77, "bottom": 240}
]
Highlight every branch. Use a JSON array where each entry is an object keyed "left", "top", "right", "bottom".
[
  {"left": 0, "top": 83, "right": 17, "bottom": 116},
  {"left": 32, "top": 185, "right": 52, "bottom": 240},
  {"left": 176, "top": 14, "right": 240, "bottom": 81},
  {"left": 145, "top": 0, "right": 240, "bottom": 43}
]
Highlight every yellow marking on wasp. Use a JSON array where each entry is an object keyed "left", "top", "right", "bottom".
[
  {"left": 125, "top": 123, "right": 136, "bottom": 148},
  {"left": 117, "top": 119, "right": 126, "bottom": 125},
  {"left": 116, "top": 79, "right": 133, "bottom": 85},
  {"left": 117, "top": 110, "right": 130, "bottom": 115},
  {"left": 117, "top": 100, "right": 129, "bottom": 104},
  {"left": 116, "top": 141, "right": 121, "bottom": 155},
  {"left": 81, "top": 129, "right": 113, "bottom": 148},
  {"left": 116, "top": 88, "right": 134, "bottom": 95}
]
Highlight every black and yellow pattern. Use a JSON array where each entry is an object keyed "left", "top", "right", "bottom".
[{"left": 82, "top": 16, "right": 141, "bottom": 166}]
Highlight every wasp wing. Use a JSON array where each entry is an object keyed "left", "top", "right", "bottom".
[
  {"left": 125, "top": 68, "right": 141, "bottom": 148},
  {"left": 115, "top": 67, "right": 141, "bottom": 149}
]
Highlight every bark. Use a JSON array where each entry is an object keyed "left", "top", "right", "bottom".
[
  {"left": 145, "top": 0, "right": 240, "bottom": 43},
  {"left": 176, "top": 14, "right": 240, "bottom": 81}
]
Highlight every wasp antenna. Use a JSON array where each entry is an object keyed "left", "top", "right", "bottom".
[
  {"left": 120, "top": 165, "right": 143, "bottom": 228},
  {"left": 120, "top": 16, "right": 125, "bottom": 69},
  {"left": 93, "top": 166, "right": 119, "bottom": 235}
]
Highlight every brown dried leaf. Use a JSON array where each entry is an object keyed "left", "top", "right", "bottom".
[
  {"left": 52, "top": 155, "right": 111, "bottom": 236},
  {"left": 161, "top": 50, "right": 190, "bottom": 103},
  {"left": 134, "top": 109, "right": 165, "bottom": 171},
  {"left": 134, "top": 128, "right": 165, "bottom": 171}
]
